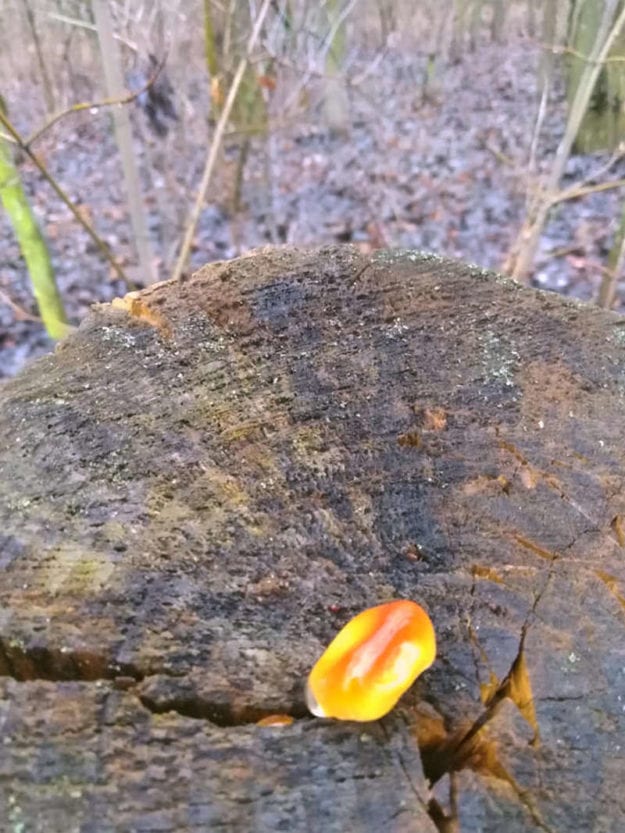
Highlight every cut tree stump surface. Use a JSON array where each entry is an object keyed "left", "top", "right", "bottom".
[{"left": 1, "top": 246, "right": 624, "bottom": 832}]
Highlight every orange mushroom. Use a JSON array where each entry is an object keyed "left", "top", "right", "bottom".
[{"left": 306, "top": 599, "right": 436, "bottom": 721}]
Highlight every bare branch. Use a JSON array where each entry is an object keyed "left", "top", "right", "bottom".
[
  {"left": 552, "top": 176, "right": 625, "bottom": 205},
  {"left": 536, "top": 39, "right": 625, "bottom": 66},
  {"left": 171, "top": 0, "right": 273, "bottom": 282},
  {"left": 25, "top": 56, "right": 167, "bottom": 148},
  {"left": 0, "top": 110, "right": 133, "bottom": 289},
  {"left": 0, "top": 288, "right": 41, "bottom": 323},
  {"left": 45, "top": 11, "right": 137, "bottom": 51}
]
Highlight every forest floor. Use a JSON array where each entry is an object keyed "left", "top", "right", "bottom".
[{"left": 2, "top": 37, "right": 624, "bottom": 378}]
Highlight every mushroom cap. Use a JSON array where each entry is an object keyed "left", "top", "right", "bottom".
[{"left": 306, "top": 599, "right": 436, "bottom": 722}]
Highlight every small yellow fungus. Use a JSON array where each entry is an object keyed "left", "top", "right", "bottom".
[
  {"left": 256, "top": 714, "right": 294, "bottom": 727},
  {"left": 306, "top": 599, "right": 436, "bottom": 721}
]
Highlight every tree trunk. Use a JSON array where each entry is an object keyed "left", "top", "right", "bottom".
[
  {"left": 490, "top": 0, "right": 506, "bottom": 43},
  {"left": 323, "top": 0, "right": 350, "bottom": 135},
  {"left": 568, "top": 0, "right": 625, "bottom": 153},
  {"left": 1, "top": 246, "right": 624, "bottom": 832},
  {"left": 22, "top": 0, "right": 56, "bottom": 114}
]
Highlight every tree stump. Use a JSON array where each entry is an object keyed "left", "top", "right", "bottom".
[{"left": 1, "top": 246, "right": 624, "bottom": 832}]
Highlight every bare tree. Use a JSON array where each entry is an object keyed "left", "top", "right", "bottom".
[
  {"left": 22, "top": 0, "right": 56, "bottom": 113},
  {"left": 171, "top": 0, "right": 273, "bottom": 282},
  {"left": 505, "top": 0, "right": 625, "bottom": 283},
  {"left": 93, "top": 0, "right": 156, "bottom": 284}
]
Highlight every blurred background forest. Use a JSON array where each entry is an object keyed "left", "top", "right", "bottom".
[{"left": 2, "top": 0, "right": 625, "bottom": 377}]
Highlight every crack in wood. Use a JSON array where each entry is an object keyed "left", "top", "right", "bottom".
[
  {"left": 418, "top": 586, "right": 555, "bottom": 833},
  {"left": 137, "top": 688, "right": 307, "bottom": 727},
  {"left": 427, "top": 778, "right": 459, "bottom": 833},
  {"left": 0, "top": 637, "right": 305, "bottom": 728},
  {"left": 0, "top": 638, "right": 145, "bottom": 683}
]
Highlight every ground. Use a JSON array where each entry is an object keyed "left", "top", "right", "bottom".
[{"left": 1, "top": 37, "right": 624, "bottom": 378}]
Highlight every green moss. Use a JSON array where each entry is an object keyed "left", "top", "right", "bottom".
[{"left": 46, "top": 545, "right": 115, "bottom": 596}]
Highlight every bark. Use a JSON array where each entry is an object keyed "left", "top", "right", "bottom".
[{"left": 1, "top": 246, "right": 624, "bottom": 832}]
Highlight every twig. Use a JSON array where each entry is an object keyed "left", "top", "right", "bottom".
[
  {"left": 46, "top": 11, "right": 137, "bottom": 51},
  {"left": 171, "top": 0, "right": 272, "bottom": 282},
  {"left": 0, "top": 287, "right": 41, "bottom": 322},
  {"left": 540, "top": 244, "right": 582, "bottom": 260},
  {"left": 319, "top": 0, "right": 361, "bottom": 65},
  {"left": 552, "top": 176, "right": 625, "bottom": 205},
  {"left": 24, "top": 57, "right": 166, "bottom": 148},
  {"left": 259, "top": 48, "right": 385, "bottom": 88},
  {"left": 564, "top": 256, "right": 615, "bottom": 279},
  {"left": 537, "top": 40, "right": 625, "bottom": 66},
  {"left": 281, "top": 0, "right": 362, "bottom": 115},
  {"left": 483, "top": 142, "right": 516, "bottom": 168},
  {"left": 0, "top": 110, "right": 133, "bottom": 289},
  {"left": 536, "top": 249, "right": 613, "bottom": 277},
  {"left": 549, "top": 144, "right": 625, "bottom": 203},
  {"left": 528, "top": 79, "right": 549, "bottom": 179}
]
